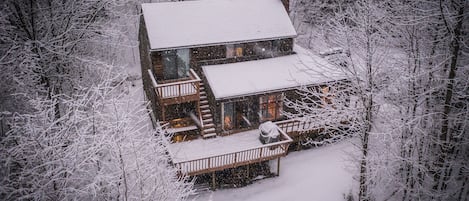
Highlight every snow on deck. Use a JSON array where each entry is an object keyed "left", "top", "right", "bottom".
[
  {"left": 157, "top": 84, "right": 197, "bottom": 99},
  {"left": 168, "top": 129, "right": 292, "bottom": 175},
  {"left": 141, "top": 0, "right": 296, "bottom": 50},
  {"left": 202, "top": 45, "right": 347, "bottom": 100},
  {"left": 168, "top": 129, "right": 264, "bottom": 164}
]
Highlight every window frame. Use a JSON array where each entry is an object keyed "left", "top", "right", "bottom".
[{"left": 259, "top": 93, "right": 284, "bottom": 122}]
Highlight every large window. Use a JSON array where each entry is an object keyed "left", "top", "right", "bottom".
[
  {"left": 222, "top": 101, "right": 253, "bottom": 130},
  {"left": 226, "top": 44, "right": 243, "bottom": 58},
  {"left": 162, "top": 49, "right": 190, "bottom": 80},
  {"left": 271, "top": 39, "right": 292, "bottom": 56},
  {"left": 321, "top": 86, "right": 334, "bottom": 107},
  {"left": 253, "top": 41, "right": 272, "bottom": 57},
  {"left": 259, "top": 93, "right": 283, "bottom": 121}
]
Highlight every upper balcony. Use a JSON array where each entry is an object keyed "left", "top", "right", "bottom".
[{"left": 147, "top": 68, "right": 202, "bottom": 106}]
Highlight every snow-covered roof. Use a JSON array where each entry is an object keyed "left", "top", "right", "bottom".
[
  {"left": 202, "top": 45, "right": 348, "bottom": 100},
  {"left": 141, "top": 0, "right": 297, "bottom": 50}
]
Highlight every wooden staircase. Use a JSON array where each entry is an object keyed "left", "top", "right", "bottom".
[{"left": 199, "top": 82, "right": 217, "bottom": 138}]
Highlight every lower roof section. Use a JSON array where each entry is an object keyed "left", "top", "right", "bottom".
[{"left": 202, "top": 45, "right": 347, "bottom": 100}]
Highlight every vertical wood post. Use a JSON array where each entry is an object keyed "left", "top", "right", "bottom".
[
  {"left": 247, "top": 164, "right": 250, "bottom": 179},
  {"left": 162, "top": 106, "right": 166, "bottom": 122},
  {"left": 277, "top": 157, "right": 281, "bottom": 176},
  {"left": 211, "top": 171, "right": 216, "bottom": 190}
]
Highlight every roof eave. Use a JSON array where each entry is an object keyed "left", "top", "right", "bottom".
[
  {"left": 214, "top": 78, "right": 350, "bottom": 101},
  {"left": 149, "top": 34, "right": 298, "bottom": 52}
]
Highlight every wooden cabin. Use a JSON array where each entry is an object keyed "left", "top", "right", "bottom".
[{"left": 138, "top": 0, "right": 349, "bottom": 187}]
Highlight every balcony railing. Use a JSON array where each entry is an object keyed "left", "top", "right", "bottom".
[
  {"left": 173, "top": 127, "right": 293, "bottom": 176},
  {"left": 148, "top": 69, "right": 201, "bottom": 105},
  {"left": 275, "top": 117, "right": 352, "bottom": 138}
]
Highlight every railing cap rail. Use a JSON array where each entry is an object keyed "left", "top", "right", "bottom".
[{"left": 148, "top": 68, "right": 202, "bottom": 88}]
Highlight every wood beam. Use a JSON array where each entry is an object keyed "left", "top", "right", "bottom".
[
  {"left": 211, "top": 171, "right": 216, "bottom": 190},
  {"left": 277, "top": 157, "right": 281, "bottom": 176}
]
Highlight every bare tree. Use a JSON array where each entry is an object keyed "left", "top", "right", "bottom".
[
  {"left": 289, "top": 0, "right": 397, "bottom": 200},
  {"left": 0, "top": 0, "right": 194, "bottom": 200}
]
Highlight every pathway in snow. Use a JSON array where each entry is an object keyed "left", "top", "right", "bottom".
[{"left": 192, "top": 140, "right": 358, "bottom": 201}]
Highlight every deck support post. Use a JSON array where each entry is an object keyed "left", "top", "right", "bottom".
[
  {"left": 211, "top": 171, "right": 216, "bottom": 190},
  {"left": 277, "top": 157, "right": 281, "bottom": 176},
  {"left": 161, "top": 105, "right": 166, "bottom": 122},
  {"left": 247, "top": 164, "right": 250, "bottom": 179}
]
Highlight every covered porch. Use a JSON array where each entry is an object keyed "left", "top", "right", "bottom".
[{"left": 201, "top": 45, "right": 347, "bottom": 136}]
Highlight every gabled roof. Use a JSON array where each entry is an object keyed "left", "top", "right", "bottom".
[
  {"left": 141, "top": 0, "right": 297, "bottom": 51},
  {"left": 202, "top": 45, "right": 348, "bottom": 100}
]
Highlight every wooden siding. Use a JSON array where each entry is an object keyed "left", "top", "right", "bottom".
[
  {"left": 150, "top": 52, "right": 164, "bottom": 80},
  {"left": 139, "top": 16, "right": 161, "bottom": 121},
  {"left": 192, "top": 38, "right": 294, "bottom": 68}
]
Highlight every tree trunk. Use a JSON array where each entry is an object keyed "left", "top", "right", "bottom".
[{"left": 433, "top": 1, "right": 465, "bottom": 193}]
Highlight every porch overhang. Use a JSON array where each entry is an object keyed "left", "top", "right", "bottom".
[{"left": 202, "top": 45, "right": 347, "bottom": 101}]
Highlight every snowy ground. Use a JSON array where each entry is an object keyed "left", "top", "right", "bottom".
[{"left": 191, "top": 140, "right": 358, "bottom": 201}]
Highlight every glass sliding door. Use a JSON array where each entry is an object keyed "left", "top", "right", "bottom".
[
  {"left": 176, "top": 49, "right": 190, "bottom": 78},
  {"left": 223, "top": 102, "right": 234, "bottom": 130},
  {"left": 222, "top": 101, "right": 254, "bottom": 131},
  {"left": 162, "top": 49, "right": 190, "bottom": 80},
  {"left": 162, "top": 50, "right": 177, "bottom": 80},
  {"left": 259, "top": 93, "right": 283, "bottom": 122}
]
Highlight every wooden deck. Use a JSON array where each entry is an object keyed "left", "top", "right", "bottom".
[
  {"left": 170, "top": 127, "right": 293, "bottom": 176},
  {"left": 148, "top": 69, "right": 202, "bottom": 121},
  {"left": 148, "top": 69, "right": 201, "bottom": 106},
  {"left": 275, "top": 118, "right": 351, "bottom": 138},
  {"left": 275, "top": 118, "right": 319, "bottom": 138}
]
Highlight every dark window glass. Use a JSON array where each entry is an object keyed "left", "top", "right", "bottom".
[
  {"left": 162, "top": 49, "right": 190, "bottom": 80},
  {"left": 223, "top": 101, "right": 254, "bottom": 130},
  {"left": 259, "top": 94, "right": 283, "bottom": 121}
]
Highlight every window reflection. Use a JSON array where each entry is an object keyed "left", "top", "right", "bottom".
[
  {"left": 259, "top": 93, "right": 283, "bottom": 121},
  {"left": 222, "top": 101, "right": 253, "bottom": 131}
]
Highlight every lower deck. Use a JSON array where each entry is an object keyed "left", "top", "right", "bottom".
[{"left": 168, "top": 126, "right": 292, "bottom": 176}]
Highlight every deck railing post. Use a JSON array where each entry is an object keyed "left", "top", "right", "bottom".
[{"left": 259, "top": 147, "right": 263, "bottom": 158}]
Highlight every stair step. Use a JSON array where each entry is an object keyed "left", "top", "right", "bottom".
[
  {"left": 201, "top": 109, "right": 211, "bottom": 114},
  {"left": 200, "top": 105, "right": 209, "bottom": 109},
  {"left": 202, "top": 133, "right": 217, "bottom": 138},
  {"left": 203, "top": 118, "right": 213, "bottom": 123},
  {"left": 200, "top": 91, "right": 206, "bottom": 95},
  {"left": 202, "top": 113, "right": 212, "bottom": 118},
  {"left": 200, "top": 100, "right": 209, "bottom": 104},
  {"left": 204, "top": 127, "right": 216, "bottom": 133},
  {"left": 204, "top": 124, "right": 215, "bottom": 130},
  {"left": 204, "top": 119, "right": 213, "bottom": 125}
]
